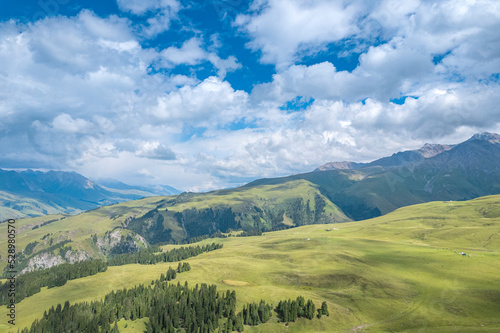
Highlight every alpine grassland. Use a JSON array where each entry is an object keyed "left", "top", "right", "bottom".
[{"left": 1, "top": 195, "right": 500, "bottom": 332}]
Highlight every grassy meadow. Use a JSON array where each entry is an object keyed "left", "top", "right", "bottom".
[{"left": 1, "top": 195, "right": 500, "bottom": 332}]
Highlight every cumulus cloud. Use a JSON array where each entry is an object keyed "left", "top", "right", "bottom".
[
  {"left": 135, "top": 142, "right": 176, "bottom": 160},
  {"left": 51, "top": 114, "right": 93, "bottom": 133},
  {"left": 152, "top": 76, "right": 248, "bottom": 127},
  {"left": 250, "top": 0, "right": 500, "bottom": 104},
  {"left": 183, "top": 83, "right": 500, "bottom": 188}
]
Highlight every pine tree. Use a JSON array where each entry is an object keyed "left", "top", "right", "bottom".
[
  {"left": 305, "top": 300, "right": 315, "bottom": 320},
  {"left": 321, "top": 301, "right": 329, "bottom": 316}
]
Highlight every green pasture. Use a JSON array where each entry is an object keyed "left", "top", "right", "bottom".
[{"left": 1, "top": 195, "right": 500, "bottom": 332}]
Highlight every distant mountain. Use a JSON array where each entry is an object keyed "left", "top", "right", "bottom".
[
  {"left": 251, "top": 132, "right": 500, "bottom": 220},
  {"left": 95, "top": 178, "right": 180, "bottom": 196},
  {"left": 315, "top": 143, "right": 454, "bottom": 171},
  {"left": 0, "top": 170, "right": 179, "bottom": 221}
]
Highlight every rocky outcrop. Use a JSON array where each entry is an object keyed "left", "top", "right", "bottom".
[
  {"left": 21, "top": 252, "right": 65, "bottom": 274},
  {"left": 20, "top": 249, "right": 91, "bottom": 274},
  {"left": 95, "top": 229, "right": 147, "bottom": 255}
]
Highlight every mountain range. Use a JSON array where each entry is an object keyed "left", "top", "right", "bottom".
[
  {"left": 1, "top": 132, "right": 500, "bottom": 225},
  {"left": 314, "top": 142, "right": 455, "bottom": 171},
  {"left": 247, "top": 132, "right": 500, "bottom": 220},
  {"left": 0, "top": 169, "right": 179, "bottom": 221}
]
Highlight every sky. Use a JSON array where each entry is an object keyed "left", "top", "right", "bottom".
[{"left": 1, "top": 0, "right": 500, "bottom": 191}]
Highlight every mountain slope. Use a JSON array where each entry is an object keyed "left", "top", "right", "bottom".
[{"left": 95, "top": 178, "right": 180, "bottom": 196}]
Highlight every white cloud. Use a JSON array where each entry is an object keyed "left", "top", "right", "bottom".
[
  {"left": 250, "top": 0, "right": 500, "bottom": 104},
  {"left": 117, "top": 0, "right": 181, "bottom": 37},
  {"left": 135, "top": 141, "right": 176, "bottom": 160},
  {"left": 152, "top": 76, "right": 249, "bottom": 127},
  {"left": 235, "top": 0, "right": 365, "bottom": 69},
  {"left": 158, "top": 37, "right": 241, "bottom": 78},
  {"left": 160, "top": 38, "right": 208, "bottom": 66},
  {"left": 51, "top": 113, "right": 93, "bottom": 133},
  {"left": 117, "top": 0, "right": 162, "bottom": 15}
]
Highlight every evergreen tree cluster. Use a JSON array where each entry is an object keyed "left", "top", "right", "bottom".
[
  {"left": 316, "top": 301, "right": 329, "bottom": 319},
  {"left": 23, "top": 276, "right": 328, "bottom": 333},
  {"left": 334, "top": 193, "right": 382, "bottom": 220},
  {"left": 107, "top": 243, "right": 223, "bottom": 266},
  {"left": 314, "top": 194, "right": 327, "bottom": 223},
  {"left": 177, "top": 262, "right": 191, "bottom": 273},
  {"left": 126, "top": 208, "right": 176, "bottom": 244},
  {"left": 23, "top": 241, "right": 39, "bottom": 255},
  {"left": 274, "top": 296, "right": 317, "bottom": 322},
  {"left": 174, "top": 207, "right": 237, "bottom": 238},
  {"left": 156, "top": 266, "right": 178, "bottom": 284},
  {"left": 241, "top": 300, "right": 272, "bottom": 325},
  {"left": 0, "top": 259, "right": 107, "bottom": 306},
  {"left": 23, "top": 280, "right": 238, "bottom": 333}
]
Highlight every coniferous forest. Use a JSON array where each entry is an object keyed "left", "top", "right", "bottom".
[
  {"left": 21, "top": 272, "right": 326, "bottom": 333},
  {"left": 22, "top": 280, "right": 326, "bottom": 333}
]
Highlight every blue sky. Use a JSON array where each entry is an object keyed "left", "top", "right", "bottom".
[{"left": 1, "top": 0, "right": 500, "bottom": 191}]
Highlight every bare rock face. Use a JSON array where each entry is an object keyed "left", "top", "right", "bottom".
[
  {"left": 21, "top": 252, "right": 65, "bottom": 274},
  {"left": 416, "top": 143, "right": 454, "bottom": 158},
  {"left": 96, "top": 230, "right": 123, "bottom": 253},
  {"left": 469, "top": 132, "right": 500, "bottom": 144},
  {"left": 134, "top": 234, "right": 148, "bottom": 248},
  {"left": 20, "top": 249, "right": 90, "bottom": 274},
  {"left": 94, "top": 229, "right": 147, "bottom": 255},
  {"left": 64, "top": 250, "right": 90, "bottom": 264}
]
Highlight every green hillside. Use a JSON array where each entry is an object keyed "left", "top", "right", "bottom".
[
  {"left": 1, "top": 195, "right": 499, "bottom": 332},
  {"left": 0, "top": 180, "right": 348, "bottom": 272}
]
